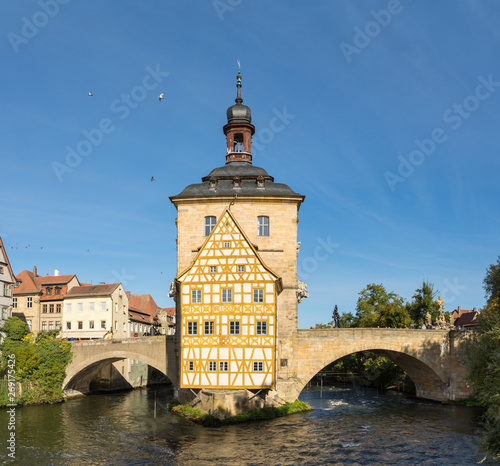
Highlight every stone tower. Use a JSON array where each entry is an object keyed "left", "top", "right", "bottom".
[{"left": 169, "top": 71, "right": 305, "bottom": 406}]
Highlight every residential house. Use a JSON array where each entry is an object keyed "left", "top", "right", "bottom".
[
  {"left": 0, "top": 236, "right": 16, "bottom": 340},
  {"left": 13, "top": 267, "right": 79, "bottom": 333},
  {"left": 128, "top": 293, "right": 154, "bottom": 336},
  {"left": 453, "top": 306, "right": 479, "bottom": 329},
  {"left": 156, "top": 307, "right": 175, "bottom": 335},
  {"left": 62, "top": 283, "right": 128, "bottom": 339}
]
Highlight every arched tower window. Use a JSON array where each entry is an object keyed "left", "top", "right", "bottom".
[
  {"left": 257, "top": 216, "right": 269, "bottom": 236},
  {"left": 204, "top": 216, "right": 216, "bottom": 236}
]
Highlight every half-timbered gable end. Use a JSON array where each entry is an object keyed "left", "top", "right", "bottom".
[{"left": 177, "top": 208, "right": 281, "bottom": 389}]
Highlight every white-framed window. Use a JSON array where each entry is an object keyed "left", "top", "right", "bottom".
[
  {"left": 191, "top": 289, "right": 202, "bottom": 304},
  {"left": 27, "top": 319, "right": 32, "bottom": 331},
  {"left": 257, "top": 216, "right": 269, "bottom": 236},
  {"left": 66, "top": 303, "right": 71, "bottom": 313},
  {"left": 27, "top": 297, "right": 32, "bottom": 309},
  {"left": 89, "top": 302, "right": 94, "bottom": 312},
  {"left": 229, "top": 321, "right": 240, "bottom": 335},
  {"left": 101, "top": 320, "right": 106, "bottom": 329},
  {"left": 253, "top": 289, "right": 264, "bottom": 303},
  {"left": 223, "top": 241, "right": 231, "bottom": 248},
  {"left": 210, "top": 266, "right": 217, "bottom": 273},
  {"left": 56, "top": 321, "right": 61, "bottom": 330},
  {"left": 12, "top": 298, "right": 17, "bottom": 309},
  {"left": 204, "top": 321, "right": 214, "bottom": 335},
  {"left": 253, "top": 361, "right": 264, "bottom": 372},
  {"left": 238, "top": 265, "right": 245, "bottom": 272},
  {"left": 66, "top": 322, "right": 71, "bottom": 330},
  {"left": 187, "top": 321, "right": 198, "bottom": 335},
  {"left": 42, "top": 322, "right": 47, "bottom": 331},
  {"left": 78, "top": 321, "right": 83, "bottom": 330},
  {"left": 256, "top": 321, "right": 267, "bottom": 335},
  {"left": 123, "top": 323, "right": 126, "bottom": 332},
  {"left": 48, "top": 321, "right": 54, "bottom": 331},
  {"left": 208, "top": 361, "right": 217, "bottom": 372},
  {"left": 188, "top": 361, "right": 195, "bottom": 371},
  {"left": 100, "top": 302, "right": 106, "bottom": 312},
  {"left": 89, "top": 321, "right": 94, "bottom": 329},
  {"left": 204, "top": 216, "right": 216, "bottom": 236},
  {"left": 77, "top": 303, "right": 83, "bottom": 312},
  {"left": 219, "top": 361, "right": 228, "bottom": 372},
  {"left": 222, "top": 288, "right": 232, "bottom": 303}
]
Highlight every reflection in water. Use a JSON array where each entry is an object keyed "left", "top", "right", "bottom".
[{"left": 0, "top": 385, "right": 494, "bottom": 465}]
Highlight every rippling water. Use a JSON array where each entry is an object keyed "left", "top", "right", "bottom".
[{"left": 0, "top": 385, "right": 495, "bottom": 465}]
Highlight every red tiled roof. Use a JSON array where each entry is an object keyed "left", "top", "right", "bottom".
[
  {"left": 66, "top": 283, "right": 120, "bottom": 297},
  {"left": 14, "top": 270, "right": 40, "bottom": 294},
  {"left": 129, "top": 294, "right": 159, "bottom": 317},
  {"left": 35, "top": 274, "right": 77, "bottom": 286}
]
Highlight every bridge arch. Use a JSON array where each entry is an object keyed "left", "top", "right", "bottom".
[
  {"left": 292, "top": 329, "right": 455, "bottom": 402},
  {"left": 63, "top": 337, "right": 178, "bottom": 396}
]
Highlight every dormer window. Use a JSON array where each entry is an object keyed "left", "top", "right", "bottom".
[
  {"left": 209, "top": 178, "right": 217, "bottom": 190},
  {"left": 233, "top": 177, "right": 241, "bottom": 188},
  {"left": 46, "top": 286, "right": 53, "bottom": 296},
  {"left": 256, "top": 176, "right": 265, "bottom": 188},
  {"left": 54, "top": 286, "right": 61, "bottom": 296}
]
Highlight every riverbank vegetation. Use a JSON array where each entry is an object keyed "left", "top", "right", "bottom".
[
  {"left": 466, "top": 256, "right": 500, "bottom": 460},
  {"left": 0, "top": 317, "right": 73, "bottom": 407},
  {"left": 170, "top": 399, "right": 311, "bottom": 427}
]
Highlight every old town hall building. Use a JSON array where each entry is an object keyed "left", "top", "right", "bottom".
[{"left": 170, "top": 71, "right": 305, "bottom": 406}]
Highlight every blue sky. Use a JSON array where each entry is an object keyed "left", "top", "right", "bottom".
[{"left": 1, "top": 1, "right": 499, "bottom": 328}]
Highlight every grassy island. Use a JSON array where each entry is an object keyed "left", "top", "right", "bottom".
[{"left": 170, "top": 399, "right": 312, "bottom": 427}]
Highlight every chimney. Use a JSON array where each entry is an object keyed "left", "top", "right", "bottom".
[
  {"left": 54, "top": 269, "right": 60, "bottom": 276},
  {"left": 33, "top": 266, "right": 38, "bottom": 276}
]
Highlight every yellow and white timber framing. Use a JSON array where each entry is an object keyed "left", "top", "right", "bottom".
[{"left": 176, "top": 208, "right": 282, "bottom": 390}]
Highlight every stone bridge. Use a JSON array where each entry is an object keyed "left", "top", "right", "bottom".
[
  {"left": 63, "top": 336, "right": 178, "bottom": 397},
  {"left": 276, "top": 328, "right": 472, "bottom": 403},
  {"left": 64, "top": 329, "right": 473, "bottom": 403}
]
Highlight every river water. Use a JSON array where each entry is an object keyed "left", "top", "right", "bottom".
[{"left": 1, "top": 385, "right": 496, "bottom": 465}]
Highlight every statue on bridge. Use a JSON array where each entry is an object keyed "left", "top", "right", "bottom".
[{"left": 332, "top": 305, "right": 341, "bottom": 328}]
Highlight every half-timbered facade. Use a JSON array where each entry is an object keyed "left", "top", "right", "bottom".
[{"left": 177, "top": 209, "right": 281, "bottom": 389}]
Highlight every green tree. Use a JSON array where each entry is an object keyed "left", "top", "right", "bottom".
[
  {"left": 467, "top": 257, "right": 500, "bottom": 459},
  {"left": 354, "top": 283, "right": 410, "bottom": 328},
  {"left": 2, "top": 316, "right": 29, "bottom": 341},
  {"left": 407, "top": 281, "right": 439, "bottom": 326}
]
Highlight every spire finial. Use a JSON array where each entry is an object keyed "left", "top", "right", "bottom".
[{"left": 235, "top": 61, "right": 242, "bottom": 104}]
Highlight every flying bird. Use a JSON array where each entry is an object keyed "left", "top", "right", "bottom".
[
  {"left": 88, "top": 91, "right": 93, "bottom": 96},
  {"left": 158, "top": 93, "right": 164, "bottom": 102},
  {"left": 151, "top": 176, "right": 155, "bottom": 182}
]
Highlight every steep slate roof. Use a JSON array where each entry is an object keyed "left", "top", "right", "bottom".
[
  {"left": 171, "top": 162, "right": 303, "bottom": 199},
  {"left": 65, "top": 283, "right": 120, "bottom": 297},
  {"left": 0, "top": 236, "right": 15, "bottom": 283}
]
